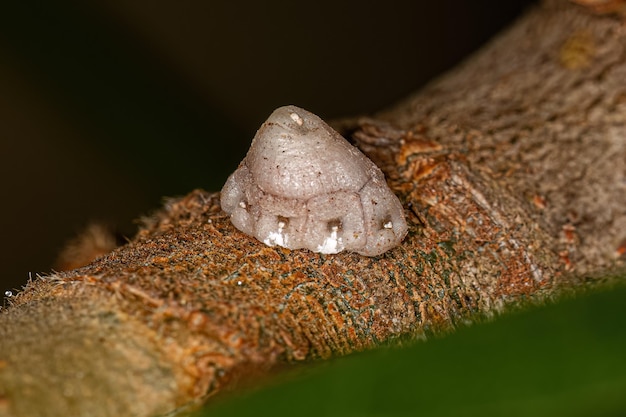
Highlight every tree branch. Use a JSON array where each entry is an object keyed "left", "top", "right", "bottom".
[{"left": 1, "top": 1, "right": 625, "bottom": 416}]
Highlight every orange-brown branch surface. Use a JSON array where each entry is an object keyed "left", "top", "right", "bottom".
[{"left": 1, "top": 1, "right": 625, "bottom": 416}]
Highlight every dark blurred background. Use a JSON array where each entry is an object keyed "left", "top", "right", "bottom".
[{"left": 0, "top": 0, "right": 535, "bottom": 291}]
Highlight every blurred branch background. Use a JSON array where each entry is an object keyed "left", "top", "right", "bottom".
[{"left": 0, "top": 0, "right": 534, "bottom": 291}]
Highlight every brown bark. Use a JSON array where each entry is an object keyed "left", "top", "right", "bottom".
[{"left": 1, "top": 1, "right": 625, "bottom": 415}]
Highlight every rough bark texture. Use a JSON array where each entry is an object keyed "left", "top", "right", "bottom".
[
  {"left": 1, "top": 1, "right": 625, "bottom": 415},
  {"left": 379, "top": 0, "right": 626, "bottom": 276}
]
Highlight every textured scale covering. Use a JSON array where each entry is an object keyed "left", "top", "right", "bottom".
[{"left": 220, "top": 105, "right": 407, "bottom": 256}]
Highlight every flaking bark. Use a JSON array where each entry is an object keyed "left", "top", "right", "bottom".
[{"left": 1, "top": 1, "right": 625, "bottom": 415}]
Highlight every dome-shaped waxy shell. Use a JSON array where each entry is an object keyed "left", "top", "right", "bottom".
[
  {"left": 220, "top": 105, "right": 407, "bottom": 256},
  {"left": 247, "top": 108, "right": 372, "bottom": 200}
]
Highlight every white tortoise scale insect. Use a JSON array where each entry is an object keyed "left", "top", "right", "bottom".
[{"left": 220, "top": 105, "right": 407, "bottom": 256}]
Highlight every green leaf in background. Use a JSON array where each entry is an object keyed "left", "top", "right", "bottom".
[{"left": 200, "top": 283, "right": 626, "bottom": 417}]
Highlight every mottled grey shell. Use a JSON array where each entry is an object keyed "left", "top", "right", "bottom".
[{"left": 220, "top": 105, "right": 407, "bottom": 256}]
